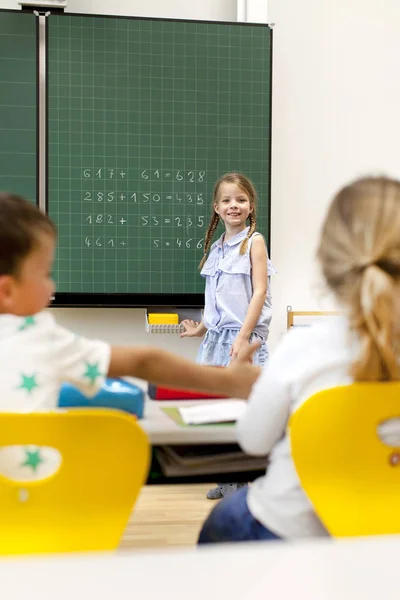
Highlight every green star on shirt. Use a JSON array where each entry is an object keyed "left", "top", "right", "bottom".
[
  {"left": 83, "top": 362, "right": 102, "bottom": 384},
  {"left": 18, "top": 316, "right": 36, "bottom": 331},
  {"left": 18, "top": 373, "right": 39, "bottom": 394},
  {"left": 21, "top": 448, "right": 44, "bottom": 472}
]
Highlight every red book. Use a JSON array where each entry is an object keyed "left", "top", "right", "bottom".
[{"left": 148, "top": 383, "right": 227, "bottom": 401}]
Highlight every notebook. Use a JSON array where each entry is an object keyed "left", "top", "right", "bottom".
[
  {"left": 178, "top": 401, "right": 246, "bottom": 426},
  {"left": 155, "top": 444, "right": 267, "bottom": 476}
]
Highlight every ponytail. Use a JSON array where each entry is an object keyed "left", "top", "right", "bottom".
[
  {"left": 239, "top": 212, "right": 257, "bottom": 255},
  {"left": 350, "top": 265, "right": 399, "bottom": 381},
  {"left": 199, "top": 212, "right": 220, "bottom": 270},
  {"left": 317, "top": 176, "right": 400, "bottom": 382}
]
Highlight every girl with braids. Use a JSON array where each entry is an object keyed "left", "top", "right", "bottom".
[
  {"left": 181, "top": 172, "right": 276, "bottom": 500},
  {"left": 198, "top": 175, "right": 400, "bottom": 544}
]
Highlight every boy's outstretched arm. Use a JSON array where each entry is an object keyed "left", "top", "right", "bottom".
[{"left": 107, "top": 343, "right": 261, "bottom": 400}]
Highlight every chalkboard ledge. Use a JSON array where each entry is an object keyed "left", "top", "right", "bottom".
[{"left": 50, "top": 293, "right": 204, "bottom": 309}]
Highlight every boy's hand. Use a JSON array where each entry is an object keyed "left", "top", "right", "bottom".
[{"left": 180, "top": 319, "right": 203, "bottom": 338}]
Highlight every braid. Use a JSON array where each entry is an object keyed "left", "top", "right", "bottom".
[
  {"left": 239, "top": 212, "right": 257, "bottom": 255},
  {"left": 199, "top": 212, "right": 220, "bottom": 269}
]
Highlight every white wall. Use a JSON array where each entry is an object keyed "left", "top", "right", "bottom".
[
  {"left": 51, "top": 307, "right": 202, "bottom": 359},
  {"left": 268, "top": 0, "right": 400, "bottom": 348},
  {"left": 65, "top": 0, "right": 236, "bottom": 20},
  {"left": 1, "top": 0, "right": 236, "bottom": 20}
]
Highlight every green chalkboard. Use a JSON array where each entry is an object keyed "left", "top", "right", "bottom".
[
  {"left": 0, "top": 10, "right": 37, "bottom": 203},
  {"left": 47, "top": 14, "right": 272, "bottom": 304}
]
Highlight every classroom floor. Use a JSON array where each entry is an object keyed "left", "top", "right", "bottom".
[{"left": 120, "top": 484, "right": 215, "bottom": 549}]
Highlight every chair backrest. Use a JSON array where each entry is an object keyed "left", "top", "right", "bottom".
[
  {"left": 0, "top": 409, "right": 150, "bottom": 555},
  {"left": 289, "top": 383, "right": 400, "bottom": 537}
]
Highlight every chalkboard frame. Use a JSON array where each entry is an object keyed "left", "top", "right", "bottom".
[
  {"left": 46, "top": 12, "right": 273, "bottom": 308},
  {"left": 0, "top": 8, "right": 39, "bottom": 206},
  {"left": 51, "top": 291, "right": 204, "bottom": 308}
]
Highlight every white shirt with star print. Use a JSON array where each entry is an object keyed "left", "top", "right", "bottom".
[{"left": 0, "top": 311, "right": 110, "bottom": 481}]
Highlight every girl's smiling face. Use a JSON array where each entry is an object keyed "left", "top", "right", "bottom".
[{"left": 214, "top": 182, "right": 253, "bottom": 228}]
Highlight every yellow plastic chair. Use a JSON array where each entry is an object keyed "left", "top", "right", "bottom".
[
  {"left": 0, "top": 409, "right": 150, "bottom": 555},
  {"left": 289, "top": 383, "right": 400, "bottom": 537}
]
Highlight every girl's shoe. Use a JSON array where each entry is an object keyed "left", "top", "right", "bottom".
[{"left": 206, "top": 482, "right": 247, "bottom": 500}]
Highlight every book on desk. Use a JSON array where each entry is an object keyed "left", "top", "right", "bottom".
[
  {"left": 155, "top": 444, "right": 267, "bottom": 477},
  {"left": 154, "top": 401, "right": 266, "bottom": 477},
  {"left": 148, "top": 383, "right": 226, "bottom": 401}
]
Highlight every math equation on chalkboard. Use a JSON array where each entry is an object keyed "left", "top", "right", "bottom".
[
  {"left": 82, "top": 168, "right": 206, "bottom": 183},
  {"left": 83, "top": 236, "right": 204, "bottom": 250},
  {"left": 82, "top": 191, "right": 206, "bottom": 205},
  {"left": 81, "top": 166, "right": 208, "bottom": 251}
]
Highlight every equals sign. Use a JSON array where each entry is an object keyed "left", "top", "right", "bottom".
[
  {"left": 166, "top": 195, "right": 172, "bottom": 200},
  {"left": 164, "top": 219, "right": 171, "bottom": 224},
  {"left": 165, "top": 173, "right": 171, "bottom": 178}
]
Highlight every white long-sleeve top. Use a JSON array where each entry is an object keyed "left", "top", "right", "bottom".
[{"left": 236, "top": 317, "right": 358, "bottom": 538}]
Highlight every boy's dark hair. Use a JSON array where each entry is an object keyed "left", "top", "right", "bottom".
[{"left": 0, "top": 192, "right": 57, "bottom": 276}]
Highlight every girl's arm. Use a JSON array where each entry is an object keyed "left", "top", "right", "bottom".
[
  {"left": 180, "top": 319, "right": 207, "bottom": 338},
  {"left": 236, "top": 359, "right": 290, "bottom": 455},
  {"left": 230, "top": 235, "right": 268, "bottom": 358},
  {"left": 108, "top": 343, "right": 261, "bottom": 399},
  {"left": 236, "top": 335, "right": 294, "bottom": 455}
]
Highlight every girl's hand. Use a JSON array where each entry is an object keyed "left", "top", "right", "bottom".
[
  {"left": 227, "top": 341, "right": 262, "bottom": 398},
  {"left": 230, "top": 340, "right": 261, "bottom": 365},
  {"left": 230, "top": 335, "right": 252, "bottom": 362},
  {"left": 180, "top": 319, "right": 203, "bottom": 338}
]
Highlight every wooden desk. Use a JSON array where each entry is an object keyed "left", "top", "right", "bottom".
[
  {"left": 140, "top": 397, "right": 237, "bottom": 445},
  {"left": 2, "top": 536, "right": 400, "bottom": 599}
]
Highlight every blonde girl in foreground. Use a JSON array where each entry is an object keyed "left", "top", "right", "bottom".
[{"left": 199, "top": 176, "right": 400, "bottom": 543}]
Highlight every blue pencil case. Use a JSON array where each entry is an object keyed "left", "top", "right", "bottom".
[{"left": 58, "top": 378, "right": 145, "bottom": 418}]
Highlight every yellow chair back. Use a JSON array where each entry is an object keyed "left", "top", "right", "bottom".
[
  {"left": 289, "top": 383, "right": 400, "bottom": 537},
  {"left": 0, "top": 409, "right": 150, "bottom": 554}
]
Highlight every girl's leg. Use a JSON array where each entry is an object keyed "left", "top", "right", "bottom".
[
  {"left": 198, "top": 487, "right": 281, "bottom": 544},
  {"left": 206, "top": 334, "right": 269, "bottom": 499},
  {"left": 200, "top": 330, "right": 240, "bottom": 499}
]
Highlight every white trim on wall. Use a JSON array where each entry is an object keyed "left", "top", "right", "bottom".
[
  {"left": 236, "top": 0, "right": 246, "bottom": 21},
  {"left": 237, "top": 0, "right": 268, "bottom": 23}
]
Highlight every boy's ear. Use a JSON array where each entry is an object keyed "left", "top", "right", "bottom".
[{"left": 0, "top": 275, "right": 16, "bottom": 310}]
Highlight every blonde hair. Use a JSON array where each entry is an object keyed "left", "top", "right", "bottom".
[
  {"left": 317, "top": 176, "right": 400, "bottom": 381},
  {"left": 199, "top": 173, "right": 257, "bottom": 269}
]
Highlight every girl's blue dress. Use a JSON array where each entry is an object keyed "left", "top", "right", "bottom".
[{"left": 197, "top": 227, "right": 276, "bottom": 367}]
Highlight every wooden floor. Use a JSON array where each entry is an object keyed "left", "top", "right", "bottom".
[{"left": 120, "top": 484, "right": 216, "bottom": 549}]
